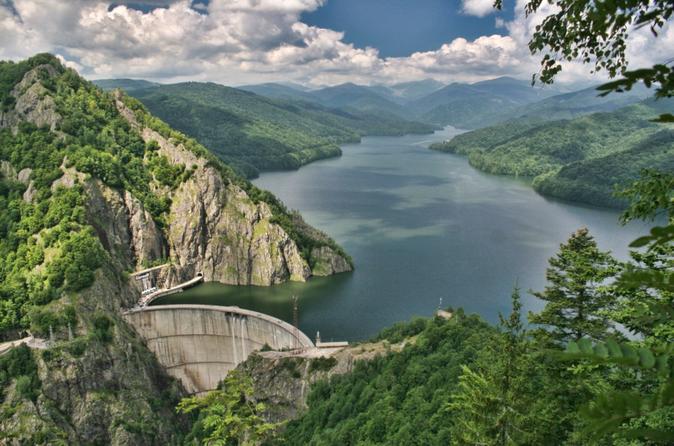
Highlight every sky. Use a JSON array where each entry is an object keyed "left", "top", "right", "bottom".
[{"left": 0, "top": 0, "right": 671, "bottom": 87}]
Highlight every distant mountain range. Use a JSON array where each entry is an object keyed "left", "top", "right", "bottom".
[
  {"left": 97, "top": 76, "right": 652, "bottom": 134},
  {"left": 237, "top": 77, "right": 650, "bottom": 130}
]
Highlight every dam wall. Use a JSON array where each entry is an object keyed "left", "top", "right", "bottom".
[{"left": 124, "top": 304, "right": 314, "bottom": 394}]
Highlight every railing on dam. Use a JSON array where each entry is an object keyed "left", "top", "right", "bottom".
[{"left": 123, "top": 304, "right": 314, "bottom": 394}]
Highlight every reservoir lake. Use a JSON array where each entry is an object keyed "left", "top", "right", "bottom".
[{"left": 157, "top": 126, "right": 651, "bottom": 341}]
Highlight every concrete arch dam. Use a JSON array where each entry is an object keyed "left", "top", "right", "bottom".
[{"left": 123, "top": 304, "right": 314, "bottom": 394}]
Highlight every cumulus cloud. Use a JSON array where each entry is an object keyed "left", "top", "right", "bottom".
[
  {"left": 0, "top": 0, "right": 669, "bottom": 86},
  {"left": 462, "top": 0, "right": 497, "bottom": 17}
]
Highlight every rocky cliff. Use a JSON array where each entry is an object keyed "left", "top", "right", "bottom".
[
  {"left": 236, "top": 338, "right": 415, "bottom": 424},
  {"left": 0, "top": 54, "right": 351, "bottom": 445}
]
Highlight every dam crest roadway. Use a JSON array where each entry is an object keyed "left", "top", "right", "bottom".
[{"left": 123, "top": 304, "right": 345, "bottom": 394}]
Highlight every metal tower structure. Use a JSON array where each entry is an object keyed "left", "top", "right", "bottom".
[{"left": 292, "top": 295, "right": 300, "bottom": 350}]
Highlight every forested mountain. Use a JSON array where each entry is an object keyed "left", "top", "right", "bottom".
[
  {"left": 237, "top": 82, "right": 317, "bottom": 102},
  {"left": 240, "top": 79, "right": 445, "bottom": 105},
  {"left": 119, "top": 82, "right": 435, "bottom": 177},
  {"left": 430, "top": 98, "right": 674, "bottom": 207},
  {"left": 408, "top": 76, "right": 560, "bottom": 129},
  {"left": 0, "top": 54, "right": 351, "bottom": 443},
  {"left": 386, "top": 79, "right": 445, "bottom": 101},
  {"left": 235, "top": 77, "right": 651, "bottom": 135},
  {"left": 513, "top": 83, "right": 651, "bottom": 122},
  {"left": 307, "top": 82, "right": 413, "bottom": 118}
]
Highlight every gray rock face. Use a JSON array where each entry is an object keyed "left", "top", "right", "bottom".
[
  {"left": 166, "top": 169, "right": 311, "bottom": 286},
  {"left": 84, "top": 179, "right": 166, "bottom": 270},
  {"left": 118, "top": 102, "right": 314, "bottom": 286},
  {"left": 17, "top": 168, "right": 32, "bottom": 183},
  {"left": 0, "top": 160, "right": 17, "bottom": 179},
  {"left": 310, "top": 246, "right": 353, "bottom": 276},
  {"left": 0, "top": 65, "right": 61, "bottom": 131},
  {"left": 123, "top": 191, "right": 167, "bottom": 266},
  {"left": 22, "top": 181, "right": 37, "bottom": 203},
  {"left": 17, "top": 168, "right": 36, "bottom": 203}
]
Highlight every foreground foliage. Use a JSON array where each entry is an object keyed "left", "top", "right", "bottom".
[{"left": 178, "top": 371, "right": 279, "bottom": 446}]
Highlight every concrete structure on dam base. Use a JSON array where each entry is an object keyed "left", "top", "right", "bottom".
[{"left": 124, "top": 304, "right": 314, "bottom": 394}]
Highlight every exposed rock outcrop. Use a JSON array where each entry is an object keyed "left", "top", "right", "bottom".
[
  {"left": 84, "top": 179, "right": 166, "bottom": 270},
  {"left": 166, "top": 172, "right": 311, "bottom": 285},
  {"left": 0, "top": 64, "right": 61, "bottom": 131},
  {"left": 0, "top": 160, "right": 17, "bottom": 179},
  {"left": 237, "top": 338, "right": 415, "bottom": 423},
  {"left": 0, "top": 267, "right": 187, "bottom": 445},
  {"left": 113, "top": 97, "right": 339, "bottom": 286},
  {"left": 310, "top": 246, "right": 352, "bottom": 276}
]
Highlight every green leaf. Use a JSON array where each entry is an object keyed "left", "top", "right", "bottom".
[
  {"left": 637, "top": 348, "right": 656, "bottom": 368},
  {"left": 578, "top": 338, "right": 594, "bottom": 355},
  {"left": 594, "top": 343, "right": 609, "bottom": 359},
  {"left": 621, "top": 344, "right": 639, "bottom": 365},
  {"left": 656, "top": 355, "right": 669, "bottom": 375},
  {"left": 566, "top": 341, "right": 580, "bottom": 354},
  {"left": 605, "top": 339, "right": 622, "bottom": 359},
  {"left": 629, "top": 236, "right": 653, "bottom": 248}
]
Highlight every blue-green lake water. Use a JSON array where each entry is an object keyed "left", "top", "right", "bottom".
[{"left": 157, "top": 127, "right": 651, "bottom": 341}]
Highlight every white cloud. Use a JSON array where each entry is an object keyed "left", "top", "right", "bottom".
[
  {"left": 462, "top": 0, "right": 496, "bottom": 17},
  {"left": 0, "top": 0, "right": 669, "bottom": 87}
]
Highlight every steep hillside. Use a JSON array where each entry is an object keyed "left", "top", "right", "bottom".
[
  {"left": 0, "top": 54, "right": 350, "bottom": 444},
  {"left": 430, "top": 99, "right": 674, "bottom": 207},
  {"left": 129, "top": 82, "right": 434, "bottom": 177},
  {"left": 534, "top": 129, "right": 674, "bottom": 207},
  {"left": 232, "top": 310, "right": 575, "bottom": 445}
]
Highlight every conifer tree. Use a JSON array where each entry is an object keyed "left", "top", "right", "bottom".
[
  {"left": 448, "top": 288, "right": 528, "bottom": 446},
  {"left": 529, "top": 228, "right": 619, "bottom": 344}
]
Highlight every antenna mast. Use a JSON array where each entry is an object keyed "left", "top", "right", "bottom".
[{"left": 292, "top": 295, "right": 300, "bottom": 350}]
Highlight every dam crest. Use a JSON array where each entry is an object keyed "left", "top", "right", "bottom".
[{"left": 124, "top": 304, "right": 315, "bottom": 394}]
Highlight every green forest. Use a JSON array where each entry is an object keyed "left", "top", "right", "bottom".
[
  {"left": 181, "top": 184, "right": 674, "bottom": 444},
  {"left": 122, "top": 82, "right": 435, "bottom": 178},
  {"left": 430, "top": 99, "right": 674, "bottom": 208}
]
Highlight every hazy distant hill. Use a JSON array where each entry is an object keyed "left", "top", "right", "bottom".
[
  {"left": 387, "top": 79, "right": 445, "bottom": 101},
  {"left": 93, "top": 78, "right": 159, "bottom": 92},
  {"left": 238, "top": 82, "right": 317, "bottom": 102},
  {"left": 129, "top": 82, "right": 434, "bottom": 177},
  {"left": 409, "top": 77, "right": 560, "bottom": 129},
  {"left": 308, "top": 82, "right": 413, "bottom": 118},
  {"left": 431, "top": 98, "right": 674, "bottom": 207},
  {"left": 511, "top": 84, "right": 651, "bottom": 122}
]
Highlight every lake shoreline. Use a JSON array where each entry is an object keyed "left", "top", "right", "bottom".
[{"left": 160, "top": 126, "right": 651, "bottom": 341}]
